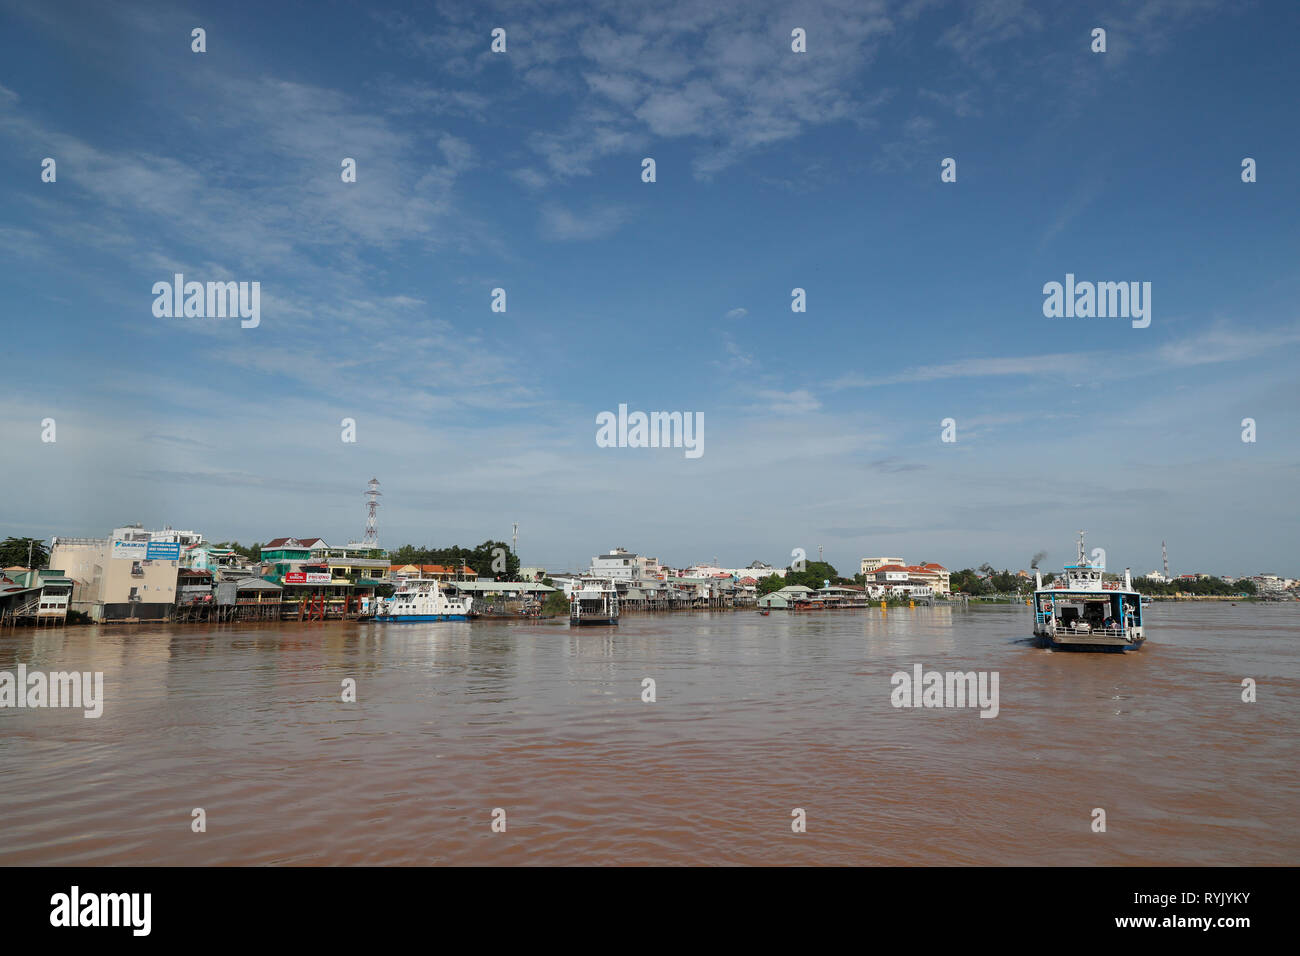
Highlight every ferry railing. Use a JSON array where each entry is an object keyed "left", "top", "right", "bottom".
[{"left": 1050, "top": 623, "right": 1129, "bottom": 637}]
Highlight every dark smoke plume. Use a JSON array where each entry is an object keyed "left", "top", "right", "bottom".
[{"left": 1030, "top": 550, "right": 1048, "bottom": 569}]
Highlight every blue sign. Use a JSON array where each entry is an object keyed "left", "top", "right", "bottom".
[{"left": 146, "top": 542, "right": 181, "bottom": 560}]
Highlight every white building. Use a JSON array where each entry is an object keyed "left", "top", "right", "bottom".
[
  {"left": 684, "top": 563, "right": 787, "bottom": 580},
  {"left": 112, "top": 524, "right": 205, "bottom": 548},
  {"left": 861, "top": 556, "right": 906, "bottom": 575},
  {"left": 589, "top": 548, "right": 663, "bottom": 582}
]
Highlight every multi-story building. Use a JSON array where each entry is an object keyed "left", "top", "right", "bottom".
[
  {"left": 0, "top": 568, "right": 73, "bottom": 625},
  {"left": 590, "top": 548, "right": 663, "bottom": 583},
  {"left": 316, "top": 544, "right": 390, "bottom": 584},
  {"left": 50, "top": 525, "right": 195, "bottom": 621},
  {"left": 867, "top": 563, "right": 951, "bottom": 595},
  {"left": 872, "top": 564, "right": 912, "bottom": 583},
  {"left": 259, "top": 537, "right": 329, "bottom": 582},
  {"left": 861, "top": 557, "right": 906, "bottom": 575},
  {"left": 906, "top": 563, "right": 951, "bottom": 595}
]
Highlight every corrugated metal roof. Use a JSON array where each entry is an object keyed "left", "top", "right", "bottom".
[{"left": 449, "top": 581, "right": 556, "bottom": 592}]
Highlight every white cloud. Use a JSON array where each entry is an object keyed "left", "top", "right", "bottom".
[{"left": 539, "top": 202, "right": 632, "bottom": 240}]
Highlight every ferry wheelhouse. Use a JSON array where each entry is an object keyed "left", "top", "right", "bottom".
[
  {"left": 1032, "top": 533, "right": 1145, "bottom": 651},
  {"left": 569, "top": 580, "right": 619, "bottom": 626},
  {"left": 375, "top": 578, "right": 472, "bottom": 622}
]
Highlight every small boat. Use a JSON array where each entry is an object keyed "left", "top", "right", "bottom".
[
  {"left": 758, "top": 609, "right": 771, "bottom": 616},
  {"left": 570, "top": 581, "right": 619, "bottom": 626},
  {"left": 1031, "top": 532, "right": 1146, "bottom": 651},
  {"left": 375, "top": 578, "right": 472, "bottom": 622}
]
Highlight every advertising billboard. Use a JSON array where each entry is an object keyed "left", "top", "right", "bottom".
[{"left": 110, "top": 540, "right": 148, "bottom": 560}]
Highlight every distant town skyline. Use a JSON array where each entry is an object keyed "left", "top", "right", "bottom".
[{"left": 1, "top": 0, "right": 1297, "bottom": 578}]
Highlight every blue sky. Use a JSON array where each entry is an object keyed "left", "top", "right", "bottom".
[{"left": 1, "top": 0, "right": 1297, "bottom": 577}]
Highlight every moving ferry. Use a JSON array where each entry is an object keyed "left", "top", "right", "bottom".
[
  {"left": 375, "top": 578, "right": 472, "bottom": 622},
  {"left": 1032, "top": 532, "right": 1146, "bottom": 651}
]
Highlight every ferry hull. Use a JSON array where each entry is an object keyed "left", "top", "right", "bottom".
[
  {"left": 1035, "top": 631, "right": 1144, "bottom": 652},
  {"left": 375, "top": 614, "right": 469, "bottom": 623},
  {"left": 570, "top": 616, "right": 618, "bottom": 626}
]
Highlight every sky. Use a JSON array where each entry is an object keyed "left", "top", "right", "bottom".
[{"left": 0, "top": 0, "right": 1297, "bottom": 577}]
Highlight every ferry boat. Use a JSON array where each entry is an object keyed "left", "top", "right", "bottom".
[
  {"left": 1032, "top": 532, "right": 1146, "bottom": 651},
  {"left": 569, "top": 581, "right": 619, "bottom": 626},
  {"left": 375, "top": 578, "right": 472, "bottom": 622}
]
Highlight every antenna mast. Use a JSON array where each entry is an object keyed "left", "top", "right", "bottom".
[{"left": 363, "top": 478, "right": 382, "bottom": 547}]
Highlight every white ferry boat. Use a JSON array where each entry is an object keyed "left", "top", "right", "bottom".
[
  {"left": 375, "top": 578, "right": 472, "bottom": 622},
  {"left": 1032, "top": 532, "right": 1146, "bottom": 651},
  {"left": 569, "top": 580, "right": 619, "bottom": 626}
]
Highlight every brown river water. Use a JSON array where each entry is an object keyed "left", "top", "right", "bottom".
[{"left": 1, "top": 603, "right": 1297, "bottom": 865}]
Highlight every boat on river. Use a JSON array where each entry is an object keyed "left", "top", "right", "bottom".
[
  {"left": 375, "top": 578, "right": 472, "bottom": 622},
  {"left": 1032, "top": 532, "right": 1146, "bottom": 651},
  {"left": 569, "top": 581, "right": 619, "bottom": 626}
]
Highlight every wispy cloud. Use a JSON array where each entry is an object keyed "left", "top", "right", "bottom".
[
  {"left": 753, "top": 389, "right": 822, "bottom": 414},
  {"left": 830, "top": 353, "right": 1093, "bottom": 389},
  {"left": 539, "top": 201, "right": 632, "bottom": 240},
  {"left": 1157, "top": 322, "right": 1300, "bottom": 368}
]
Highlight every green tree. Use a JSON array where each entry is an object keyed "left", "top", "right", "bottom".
[
  {"left": 212, "top": 541, "right": 261, "bottom": 561},
  {"left": 0, "top": 537, "right": 48, "bottom": 569},
  {"left": 784, "top": 561, "right": 839, "bottom": 590},
  {"left": 990, "top": 569, "right": 1019, "bottom": 592},
  {"left": 387, "top": 542, "right": 519, "bottom": 578},
  {"left": 757, "top": 573, "right": 785, "bottom": 595},
  {"left": 949, "top": 568, "right": 987, "bottom": 594},
  {"left": 542, "top": 591, "right": 570, "bottom": 616}
]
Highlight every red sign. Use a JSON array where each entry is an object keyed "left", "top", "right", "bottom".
[{"left": 285, "top": 572, "right": 306, "bottom": 583}]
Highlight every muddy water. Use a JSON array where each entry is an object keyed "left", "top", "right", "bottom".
[{"left": 1, "top": 603, "right": 1296, "bottom": 865}]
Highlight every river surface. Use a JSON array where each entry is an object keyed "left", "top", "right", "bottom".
[{"left": 1, "top": 603, "right": 1297, "bottom": 865}]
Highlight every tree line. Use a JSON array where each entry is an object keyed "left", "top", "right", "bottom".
[{"left": 387, "top": 541, "right": 521, "bottom": 579}]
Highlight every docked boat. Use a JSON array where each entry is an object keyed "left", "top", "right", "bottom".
[
  {"left": 375, "top": 578, "right": 472, "bottom": 622},
  {"left": 1032, "top": 532, "right": 1146, "bottom": 651},
  {"left": 569, "top": 581, "right": 619, "bottom": 626}
]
